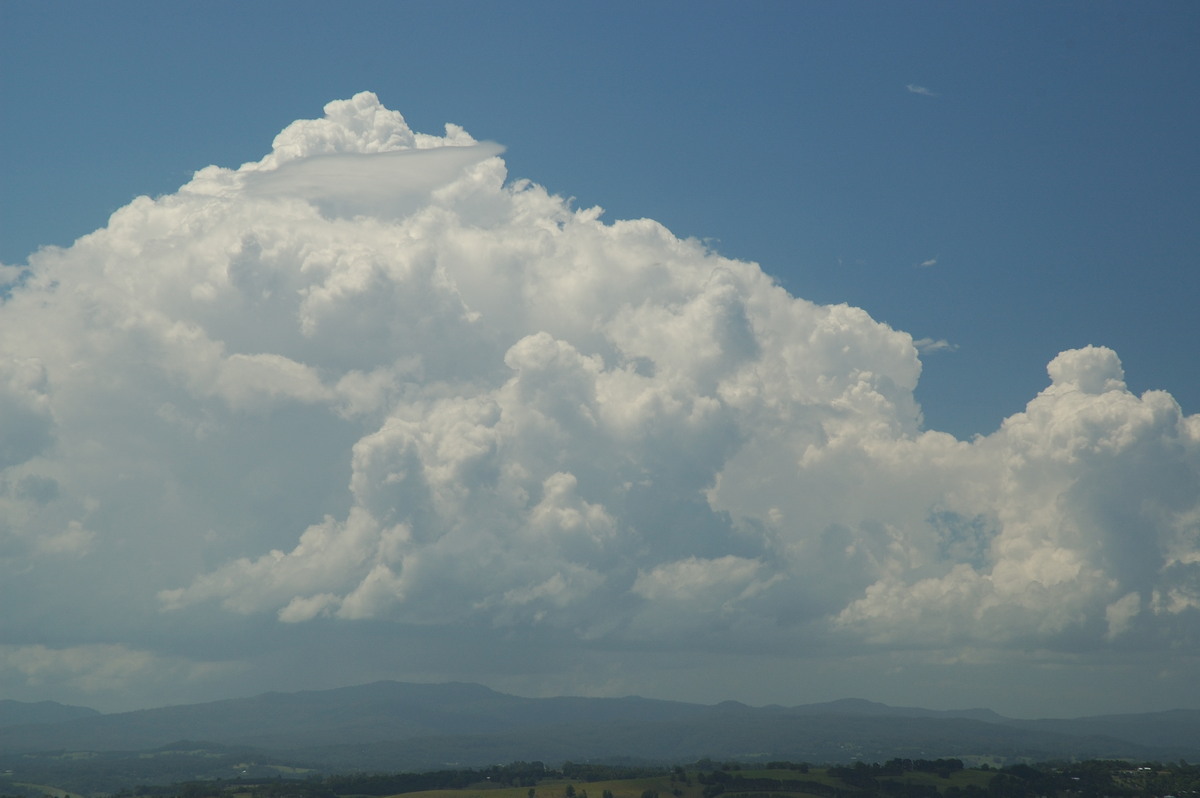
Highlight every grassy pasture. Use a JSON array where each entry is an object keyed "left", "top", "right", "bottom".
[
  {"left": 381, "top": 767, "right": 991, "bottom": 798},
  {"left": 884, "top": 770, "right": 993, "bottom": 790},
  {"left": 390, "top": 777, "right": 697, "bottom": 798},
  {"left": 10, "top": 782, "right": 81, "bottom": 798}
]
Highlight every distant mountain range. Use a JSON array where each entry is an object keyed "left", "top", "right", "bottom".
[
  {"left": 1, "top": 682, "right": 1197, "bottom": 793},
  {"left": 0, "top": 698, "right": 100, "bottom": 727}
]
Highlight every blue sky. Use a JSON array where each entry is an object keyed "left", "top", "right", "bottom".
[{"left": 1, "top": 2, "right": 1199, "bottom": 717}]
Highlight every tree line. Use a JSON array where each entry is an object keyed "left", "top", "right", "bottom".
[{"left": 26, "top": 757, "right": 1199, "bottom": 798}]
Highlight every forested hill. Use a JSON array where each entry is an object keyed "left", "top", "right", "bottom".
[
  {"left": 0, "top": 698, "right": 100, "bottom": 727},
  {"left": 0, "top": 681, "right": 1197, "bottom": 786}
]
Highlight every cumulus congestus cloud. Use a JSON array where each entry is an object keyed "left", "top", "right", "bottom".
[{"left": 3, "top": 94, "right": 1199, "bottom": 701}]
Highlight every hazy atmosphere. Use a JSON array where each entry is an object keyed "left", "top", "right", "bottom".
[{"left": 2, "top": 2, "right": 1199, "bottom": 719}]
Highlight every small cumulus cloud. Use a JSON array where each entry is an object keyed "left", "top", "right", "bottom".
[
  {"left": 913, "top": 337, "right": 958, "bottom": 354},
  {"left": 916, "top": 257, "right": 939, "bottom": 268},
  {"left": 906, "top": 83, "right": 938, "bottom": 97}
]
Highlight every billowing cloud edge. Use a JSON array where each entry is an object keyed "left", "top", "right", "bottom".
[{"left": 1, "top": 94, "right": 1196, "bottom": 674}]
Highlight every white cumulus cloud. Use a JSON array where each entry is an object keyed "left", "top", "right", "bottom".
[{"left": 2, "top": 93, "right": 1197, "bottom": 708}]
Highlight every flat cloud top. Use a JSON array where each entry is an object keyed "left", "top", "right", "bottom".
[
  {"left": 1, "top": 93, "right": 1198, "bottom": 711},
  {"left": 242, "top": 144, "right": 506, "bottom": 220}
]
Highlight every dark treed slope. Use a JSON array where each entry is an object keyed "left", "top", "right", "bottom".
[
  {"left": 0, "top": 681, "right": 710, "bottom": 753},
  {"left": 1006, "top": 709, "right": 1200, "bottom": 751},
  {"left": 0, "top": 682, "right": 1196, "bottom": 772},
  {"left": 0, "top": 698, "right": 100, "bottom": 727}
]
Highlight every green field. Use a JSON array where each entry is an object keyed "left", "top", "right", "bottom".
[
  {"left": 375, "top": 767, "right": 994, "bottom": 798},
  {"left": 10, "top": 759, "right": 1200, "bottom": 798}
]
